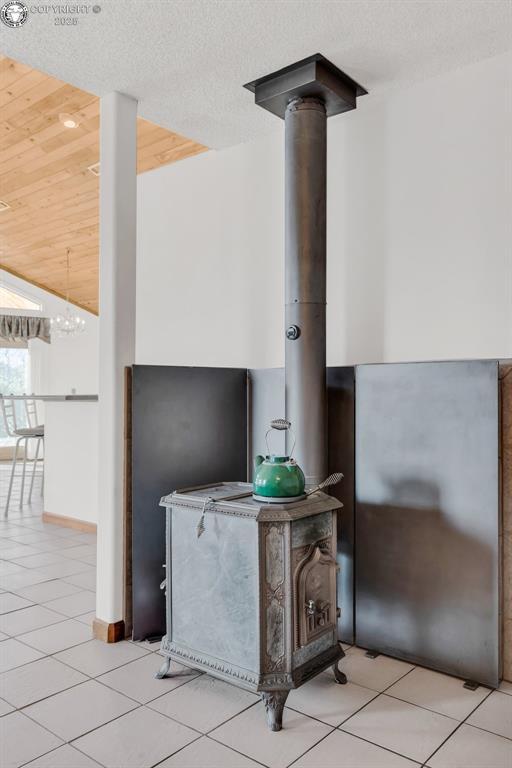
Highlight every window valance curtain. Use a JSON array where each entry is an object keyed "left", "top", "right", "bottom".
[{"left": 0, "top": 315, "right": 51, "bottom": 344}]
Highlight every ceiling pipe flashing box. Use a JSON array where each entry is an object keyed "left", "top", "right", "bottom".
[{"left": 244, "top": 53, "right": 367, "bottom": 119}]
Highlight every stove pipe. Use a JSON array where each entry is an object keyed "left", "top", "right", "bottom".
[
  {"left": 245, "top": 55, "right": 366, "bottom": 486},
  {"left": 285, "top": 97, "right": 327, "bottom": 486}
]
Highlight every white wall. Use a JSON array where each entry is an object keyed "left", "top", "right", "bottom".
[
  {"left": 0, "top": 271, "right": 99, "bottom": 524},
  {"left": 44, "top": 401, "right": 98, "bottom": 525},
  {"left": 137, "top": 132, "right": 285, "bottom": 368},
  {"left": 137, "top": 51, "right": 512, "bottom": 368},
  {"left": 0, "top": 270, "right": 99, "bottom": 395}
]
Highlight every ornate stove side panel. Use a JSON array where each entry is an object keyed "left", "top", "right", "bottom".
[
  {"left": 259, "top": 521, "right": 293, "bottom": 689},
  {"left": 169, "top": 504, "right": 260, "bottom": 676}
]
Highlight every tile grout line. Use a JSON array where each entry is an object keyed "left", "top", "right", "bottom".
[
  {"left": 14, "top": 645, "right": 509, "bottom": 768},
  {"left": 440, "top": 698, "right": 512, "bottom": 744},
  {"left": 464, "top": 719, "right": 512, "bottom": 743},
  {"left": 3, "top": 709, "right": 70, "bottom": 768},
  {"left": 284, "top": 726, "right": 338, "bottom": 768},
  {"left": 1, "top": 616, "right": 89, "bottom": 643},
  {"left": 17, "top": 741, "right": 105, "bottom": 768},
  {"left": 420, "top": 687, "right": 497, "bottom": 765},
  {"left": 5, "top": 644, "right": 165, "bottom": 713},
  {"left": 69, "top": 702, "right": 206, "bottom": 742},
  {"left": 13, "top": 672, "right": 203, "bottom": 767},
  {"left": 144, "top": 688, "right": 264, "bottom": 742},
  {"left": 3, "top": 618, "right": 92, "bottom": 649},
  {"left": 1, "top": 663, "right": 95, "bottom": 711},
  {"left": 337, "top": 690, "right": 460, "bottom": 765},
  {"left": 41, "top": 641, "right": 154, "bottom": 679},
  {"left": 333, "top": 661, "right": 465, "bottom": 765},
  {"left": 205, "top": 733, "right": 271, "bottom": 768},
  {"left": 0, "top": 591, "right": 35, "bottom": 612},
  {"left": 334, "top": 727, "right": 425, "bottom": 766},
  {"left": 1, "top": 608, "right": 88, "bottom": 635},
  {"left": 280, "top": 658, "right": 434, "bottom": 768},
  {"left": 204, "top": 698, "right": 261, "bottom": 737},
  {"left": 20, "top": 695, "right": 144, "bottom": 747},
  {"left": 3, "top": 636, "right": 416, "bottom": 767},
  {"left": 134, "top": 731, "right": 205, "bottom": 768},
  {"left": 94, "top": 666, "right": 201, "bottom": 707},
  {"left": 149, "top": 701, "right": 271, "bottom": 768},
  {"left": 29, "top": 669, "right": 243, "bottom": 756},
  {"left": 383, "top": 686, "right": 505, "bottom": 729},
  {"left": 285, "top": 683, "right": 381, "bottom": 729},
  {"left": 17, "top": 742, "right": 70, "bottom": 768},
  {"left": 5, "top": 516, "right": 509, "bottom": 768},
  {"left": 1, "top": 637, "right": 153, "bottom": 708}
]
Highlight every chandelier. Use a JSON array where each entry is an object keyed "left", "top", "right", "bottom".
[{"left": 50, "top": 249, "right": 86, "bottom": 337}]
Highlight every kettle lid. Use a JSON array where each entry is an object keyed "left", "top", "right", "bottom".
[{"left": 267, "top": 455, "right": 289, "bottom": 464}]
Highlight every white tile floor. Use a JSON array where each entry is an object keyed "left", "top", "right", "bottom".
[{"left": 0, "top": 470, "right": 511, "bottom": 767}]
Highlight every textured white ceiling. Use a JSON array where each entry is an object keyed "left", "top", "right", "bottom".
[{"left": 2, "top": 0, "right": 511, "bottom": 148}]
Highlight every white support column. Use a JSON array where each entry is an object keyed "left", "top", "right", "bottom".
[{"left": 95, "top": 92, "right": 137, "bottom": 634}]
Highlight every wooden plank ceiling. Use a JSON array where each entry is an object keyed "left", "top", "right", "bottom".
[{"left": 0, "top": 56, "right": 207, "bottom": 314}]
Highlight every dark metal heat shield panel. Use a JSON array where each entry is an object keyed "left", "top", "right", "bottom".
[
  {"left": 327, "top": 367, "right": 355, "bottom": 644},
  {"left": 355, "top": 360, "right": 500, "bottom": 686},
  {"left": 131, "top": 365, "right": 247, "bottom": 641}
]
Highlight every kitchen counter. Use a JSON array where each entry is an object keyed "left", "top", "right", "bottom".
[
  {"left": 3, "top": 396, "right": 99, "bottom": 528},
  {"left": 0, "top": 394, "right": 98, "bottom": 401}
]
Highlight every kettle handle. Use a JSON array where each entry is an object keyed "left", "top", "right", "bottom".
[{"left": 265, "top": 419, "right": 296, "bottom": 458}]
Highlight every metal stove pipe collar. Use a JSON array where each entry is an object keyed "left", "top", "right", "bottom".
[{"left": 286, "top": 96, "right": 326, "bottom": 114}]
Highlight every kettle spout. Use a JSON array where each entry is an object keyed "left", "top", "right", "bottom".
[{"left": 254, "top": 454, "right": 264, "bottom": 468}]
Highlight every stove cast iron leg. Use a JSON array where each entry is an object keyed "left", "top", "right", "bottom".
[
  {"left": 333, "top": 661, "right": 347, "bottom": 684},
  {"left": 154, "top": 657, "right": 172, "bottom": 679},
  {"left": 333, "top": 643, "right": 347, "bottom": 684},
  {"left": 261, "top": 691, "right": 290, "bottom": 731}
]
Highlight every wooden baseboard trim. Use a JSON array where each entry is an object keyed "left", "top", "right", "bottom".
[
  {"left": 42, "top": 512, "right": 97, "bottom": 534},
  {"left": 93, "top": 618, "right": 126, "bottom": 643}
]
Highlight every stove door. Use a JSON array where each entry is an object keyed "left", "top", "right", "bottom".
[{"left": 291, "top": 511, "right": 338, "bottom": 664}]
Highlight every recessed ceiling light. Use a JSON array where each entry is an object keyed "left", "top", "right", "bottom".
[
  {"left": 59, "top": 113, "right": 80, "bottom": 129},
  {"left": 0, "top": 201, "right": 11, "bottom": 212}
]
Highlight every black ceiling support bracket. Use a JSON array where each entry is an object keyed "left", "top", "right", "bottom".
[{"left": 244, "top": 53, "right": 367, "bottom": 120}]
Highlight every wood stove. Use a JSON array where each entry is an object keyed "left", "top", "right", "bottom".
[
  {"left": 156, "top": 482, "right": 345, "bottom": 730},
  {"left": 154, "top": 55, "right": 366, "bottom": 730}
]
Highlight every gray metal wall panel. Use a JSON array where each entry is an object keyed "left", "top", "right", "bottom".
[
  {"left": 327, "top": 367, "right": 356, "bottom": 644},
  {"left": 355, "top": 360, "right": 500, "bottom": 686},
  {"left": 248, "top": 368, "right": 285, "bottom": 475},
  {"left": 131, "top": 365, "right": 247, "bottom": 641},
  {"left": 249, "top": 366, "right": 355, "bottom": 643}
]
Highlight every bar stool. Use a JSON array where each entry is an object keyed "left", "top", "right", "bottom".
[
  {"left": 0, "top": 397, "right": 44, "bottom": 516},
  {"left": 24, "top": 398, "right": 44, "bottom": 503}
]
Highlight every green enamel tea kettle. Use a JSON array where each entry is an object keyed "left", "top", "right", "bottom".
[{"left": 253, "top": 419, "right": 306, "bottom": 503}]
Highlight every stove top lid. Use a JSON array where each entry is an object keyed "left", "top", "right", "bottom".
[{"left": 160, "top": 481, "right": 342, "bottom": 521}]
